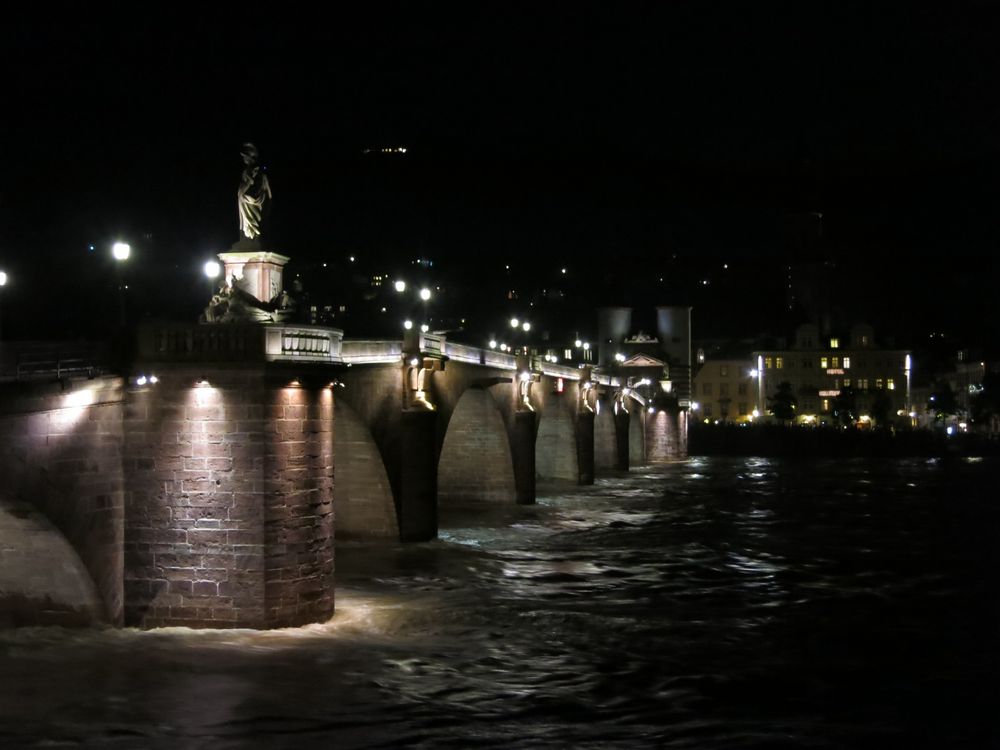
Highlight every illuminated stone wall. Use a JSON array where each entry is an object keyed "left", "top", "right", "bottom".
[
  {"left": 594, "top": 400, "right": 618, "bottom": 469},
  {"left": 645, "top": 409, "right": 688, "bottom": 462},
  {"left": 123, "top": 367, "right": 334, "bottom": 629},
  {"left": 0, "top": 378, "right": 124, "bottom": 625},
  {"left": 438, "top": 387, "right": 516, "bottom": 504}
]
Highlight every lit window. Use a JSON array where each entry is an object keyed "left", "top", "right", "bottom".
[
  {"left": 887, "top": 378, "right": 895, "bottom": 390},
  {"left": 822, "top": 398, "right": 829, "bottom": 412},
  {"left": 776, "top": 357, "right": 784, "bottom": 369},
  {"left": 830, "top": 338, "right": 839, "bottom": 349},
  {"left": 843, "top": 357, "right": 851, "bottom": 369},
  {"left": 765, "top": 356, "right": 773, "bottom": 369},
  {"left": 583, "top": 349, "right": 593, "bottom": 362},
  {"left": 843, "top": 378, "right": 851, "bottom": 388},
  {"left": 564, "top": 349, "right": 572, "bottom": 359},
  {"left": 831, "top": 356, "right": 839, "bottom": 368},
  {"left": 861, "top": 335, "right": 869, "bottom": 346},
  {"left": 876, "top": 378, "right": 883, "bottom": 389},
  {"left": 820, "top": 357, "right": 828, "bottom": 369},
  {"left": 859, "top": 378, "right": 869, "bottom": 390}
]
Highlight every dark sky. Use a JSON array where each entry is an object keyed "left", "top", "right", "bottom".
[{"left": 1, "top": 5, "right": 998, "bottom": 341}]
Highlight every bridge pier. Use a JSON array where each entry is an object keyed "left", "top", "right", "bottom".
[
  {"left": 511, "top": 410, "right": 537, "bottom": 504},
  {"left": 398, "top": 409, "right": 438, "bottom": 541},
  {"left": 615, "top": 409, "right": 631, "bottom": 471},
  {"left": 576, "top": 411, "right": 595, "bottom": 484}
]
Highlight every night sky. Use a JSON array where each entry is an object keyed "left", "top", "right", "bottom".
[{"left": 1, "top": 6, "right": 997, "bottom": 344}]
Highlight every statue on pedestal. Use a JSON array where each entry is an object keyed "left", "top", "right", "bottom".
[{"left": 237, "top": 142, "right": 272, "bottom": 243}]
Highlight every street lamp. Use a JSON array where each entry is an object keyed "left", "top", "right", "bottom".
[
  {"left": 204, "top": 260, "right": 221, "bottom": 299},
  {"left": 394, "top": 280, "right": 407, "bottom": 293},
  {"left": 0, "top": 270, "right": 7, "bottom": 341},
  {"left": 112, "top": 242, "right": 131, "bottom": 325}
]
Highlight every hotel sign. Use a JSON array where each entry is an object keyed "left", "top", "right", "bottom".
[
  {"left": 819, "top": 390, "right": 841, "bottom": 397},
  {"left": 826, "top": 368, "right": 844, "bottom": 375}
]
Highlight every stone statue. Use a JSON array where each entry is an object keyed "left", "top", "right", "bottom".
[{"left": 237, "top": 143, "right": 272, "bottom": 241}]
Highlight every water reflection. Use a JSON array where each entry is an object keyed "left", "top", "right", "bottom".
[{"left": 2, "top": 457, "right": 998, "bottom": 749}]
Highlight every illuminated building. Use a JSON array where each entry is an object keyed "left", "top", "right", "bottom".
[{"left": 752, "top": 323, "right": 912, "bottom": 424}]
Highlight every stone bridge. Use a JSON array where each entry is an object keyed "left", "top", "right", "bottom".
[{"left": 0, "top": 325, "right": 687, "bottom": 630}]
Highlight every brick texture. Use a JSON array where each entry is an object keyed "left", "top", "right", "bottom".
[
  {"left": 333, "top": 399, "right": 397, "bottom": 538},
  {"left": 438, "top": 387, "right": 516, "bottom": 504},
  {"left": 0, "top": 378, "right": 124, "bottom": 624}
]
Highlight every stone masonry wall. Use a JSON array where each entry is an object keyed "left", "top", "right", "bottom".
[
  {"left": 123, "top": 366, "right": 334, "bottom": 629},
  {"left": 0, "top": 378, "right": 124, "bottom": 624}
]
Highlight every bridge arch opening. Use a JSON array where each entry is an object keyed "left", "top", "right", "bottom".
[
  {"left": 0, "top": 496, "right": 104, "bottom": 626},
  {"left": 535, "top": 391, "right": 579, "bottom": 482},
  {"left": 333, "top": 398, "right": 398, "bottom": 538},
  {"left": 438, "top": 386, "right": 516, "bottom": 504}
]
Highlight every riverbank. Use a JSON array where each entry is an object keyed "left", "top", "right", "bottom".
[{"left": 689, "top": 422, "right": 1000, "bottom": 457}]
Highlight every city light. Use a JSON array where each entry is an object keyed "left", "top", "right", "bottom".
[
  {"left": 420, "top": 288, "right": 431, "bottom": 301},
  {"left": 0, "top": 271, "right": 7, "bottom": 286},
  {"left": 582, "top": 342, "right": 590, "bottom": 350},
  {"left": 421, "top": 324, "right": 429, "bottom": 332},
  {"left": 394, "top": 280, "right": 406, "bottom": 292},
  {"left": 691, "top": 402, "right": 700, "bottom": 410},
  {"left": 489, "top": 339, "right": 497, "bottom": 348},
  {"left": 615, "top": 353, "right": 626, "bottom": 362},
  {"left": 749, "top": 369, "right": 758, "bottom": 378},
  {"left": 112, "top": 242, "right": 130, "bottom": 261},
  {"left": 574, "top": 339, "right": 582, "bottom": 347},
  {"left": 404, "top": 320, "right": 413, "bottom": 330},
  {"left": 203, "top": 260, "right": 221, "bottom": 279},
  {"left": 522, "top": 322, "right": 531, "bottom": 332},
  {"left": 510, "top": 318, "right": 519, "bottom": 328}
]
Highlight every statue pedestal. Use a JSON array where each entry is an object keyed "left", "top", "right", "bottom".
[{"left": 219, "top": 248, "right": 290, "bottom": 305}]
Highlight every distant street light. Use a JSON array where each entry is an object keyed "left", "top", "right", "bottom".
[
  {"left": 394, "top": 280, "right": 406, "bottom": 293},
  {"left": 112, "top": 242, "right": 131, "bottom": 325},
  {"left": 0, "top": 270, "right": 7, "bottom": 341},
  {"left": 419, "top": 288, "right": 431, "bottom": 301},
  {"left": 521, "top": 321, "right": 531, "bottom": 333},
  {"left": 510, "top": 317, "right": 519, "bottom": 328},
  {"left": 204, "top": 260, "right": 221, "bottom": 300}
]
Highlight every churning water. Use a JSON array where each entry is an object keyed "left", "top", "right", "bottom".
[{"left": 2, "top": 457, "right": 998, "bottom": 749}]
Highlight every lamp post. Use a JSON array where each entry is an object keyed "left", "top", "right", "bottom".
[
  {"left": 204, "top": 259, "right": 221, "bottom": 300},
  {"left": 112, "top": 242, "right": 131, "bottom": 326},
  {"left": 420, "top": 287, "right": 431, "bottom": 329},
  {"left": 0, "top": 270, "right": 7, "bottom": 342}
]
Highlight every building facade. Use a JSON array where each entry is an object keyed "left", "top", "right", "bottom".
[
  {"left": 692, "top": 358, "right": 756, "bottom": 423},
  {"left": 752, "top": 324, "right": 912, "bottom": 425}
]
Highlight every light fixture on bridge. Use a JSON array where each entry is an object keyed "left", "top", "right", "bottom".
[
  {"left": 112, "top": 242, "right": 131, "bottom": 261},
  {"left": 403, "top": 320, "right": 413, "bottom": 330},
  {"left": 289, "top": 379, "right": 301, "bottom": 387},
  {"left": 499, "top": 343, "right": 508, "bottom": 352},
  {"left": 419, "top": 288, "right": 431, "bottom": 301},
  {"left": 521, "top": 322, "right": 531, "bottom": 332},
  {"left": 196, "top": 378, "right": 210, "bottom": 387},
  {"left": 615, "top": 353, "right": 626, "bottom": 362},
  {"left": 582, "top": 342, "right": 590, "bottom": 350},
  {"left": 204, "top": 260, "right": 221, "bottom": 279},
  {"left": 574, "top": 339, "right": 582, "bottom": 348},
  {"left": 489, "top": 339, "right": 497, "bottom": 349},
  {"left": 648, "top": 407, "right": 655, "bottom": 414},
  {"left": 691, "top": 402, "right": 700, "bottom": 410},
  {"left": 136, "top": 375, "right": 147, "bottom": 386},
  {"left": 510, "top": 318, "right": 519, "bottom": 328},
  {"left": 410, "top": 357, "right": 420, "bottom": 367},
  {"left": 421, "top": 324, "right": 429, "bottom": 333},
  {"left": 519, "top": 371, "right": 531, "bottom": 383}
]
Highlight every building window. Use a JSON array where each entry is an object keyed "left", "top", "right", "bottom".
[
  {"left": 820, "top": 357, "right": 828, "bottom": 369},
  {"left": 876, "top": 378, "right": 884, "bottom": 389},
  {"left": 720, "top": 383, "right": 729, "bottom": 396},
  {"left": 831, "top": 356, "right": 840, "bottom": 368},
  {"left": 703, "top": 383, "right": 712, "bottom": 395},
  {"left": 764, "top": 356, "right": 773, "bottom": 370},
  {"left": 888, "top": 378, "right": 895, "bottom": 390},
  {"left": 697, "top": 348, "right": 705, "bottom": 364},
  {"left": 704, "top": 404, "right": 713, "bottom": 417},
  {"left": 564, "top": 349, "right": 572, "bottom": 359},
  {"left": 859, "top": 378, "right": 869, "bottom": 390},
  {"left": 830, "top": 338, "right": 840, "bottom": 349},
  {"left": 843, "top": 378, "right": 851, "bottom": 388},
  {"left": 843, "top": 357, "right": 851, "bottom": 369},
  {"left": 822, "top": 398, "right": 830, "bottom": 412},
  {"left": 738, "top": 383, "right": 747, "bottom": 395},
  {"left": 803, "top": 359, "right": 812, "bottom": 368},
  {"left": 720, "top": 365, "right": 729, "bottom": 376},
  {"left": 775, "top": 357, "right": 784, "bottom": 369},
  {"left": 861, "top": 335, "right": 869, "bottom": 346}
]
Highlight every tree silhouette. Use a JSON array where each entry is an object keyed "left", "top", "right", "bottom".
[
  {"left": 832, "top": 386, "right": 858, "bottom": 427},
  {"left": 768, "top": 381, "right": 797, "bottom": 423}
]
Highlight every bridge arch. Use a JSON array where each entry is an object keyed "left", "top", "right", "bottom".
[
  {"left": 535, "top": 388, "right": 579, "bottom": 482},
  {"left": 0, "top": 496, "right": 104, "bottom": 626},
  {"left": 438, "top": 385, "right": 516, "bottom": 504},
  {"left": 333, "top": 398, "right": 398, "bottom": 538}
]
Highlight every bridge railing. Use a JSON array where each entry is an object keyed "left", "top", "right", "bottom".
[
  {"left": 341, "top": 339, "right": 404, "bottom": 365},
  {"left": 0, "top": 342, "right": 109, "bottom": 383}
]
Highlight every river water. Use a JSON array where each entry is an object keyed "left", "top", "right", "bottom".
[{"left": 1, "top": 457, "right": 998, "bottom": 749}]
